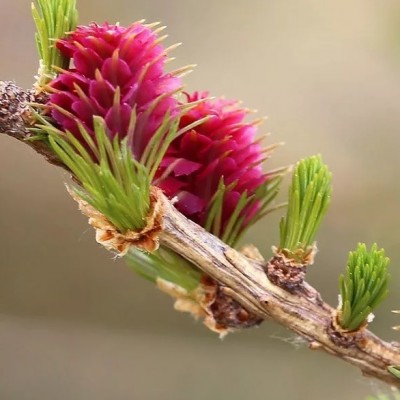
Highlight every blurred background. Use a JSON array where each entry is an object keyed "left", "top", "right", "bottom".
[{"left": 1, "top": 0, "right": 400, "bottom": 399}]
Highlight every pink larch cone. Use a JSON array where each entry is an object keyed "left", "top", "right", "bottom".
[
  {"left": 155, "top": 92, "right": 270, "bottom": 240},
  {"left": 48, "top": 23, "right": 276, "bottom": 243},
  {"left": 49, "top": 22, "right": 181, "bottom": 159}
]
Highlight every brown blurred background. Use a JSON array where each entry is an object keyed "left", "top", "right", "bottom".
[{"left": 2, "top": 0, "right": 400, "bottom": 399}]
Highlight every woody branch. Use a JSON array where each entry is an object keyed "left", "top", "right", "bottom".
[{"left": 1, "top": 80, "right": 400, "bottom": 388}]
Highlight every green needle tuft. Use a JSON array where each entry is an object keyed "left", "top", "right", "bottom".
[
  {"left": 279, "top": 155, "right": 332, "bottom": 261},
  {"left": 338, "top": 243, "right": 390, "bottom": 331},
  {"left": 40, "top": 116, "right": 151, "bottom": 233},
  {"left": 126, "top": 248, "right": 202, "bottom": 292},
  {"left": 32, "top": 0, "right": 78, "bottom": 87},
  {"left": 203, "top": 171, "right": 285, "bottom": 248}
]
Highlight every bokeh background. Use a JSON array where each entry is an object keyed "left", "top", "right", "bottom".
[{"left": 1, "top": 0, "right": 400, "bottom": 399}]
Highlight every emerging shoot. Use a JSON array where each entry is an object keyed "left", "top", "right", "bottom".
[
  {"left": 338, "top": 243, "right": 390, "bottom": 331},
  {"left": 32, "top": 0, "right": 78, "bottom": 88},
  {"left": 278, "top": 155, "right": 332, "bottom": 263}
]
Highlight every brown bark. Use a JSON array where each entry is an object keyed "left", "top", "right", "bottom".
[{"left": 0, "top": 81, "right": 64, "bottom": 168}]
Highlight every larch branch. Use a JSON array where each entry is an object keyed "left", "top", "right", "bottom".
[{"left": 2, "top": 80, "right": 400, "bottom": 388}]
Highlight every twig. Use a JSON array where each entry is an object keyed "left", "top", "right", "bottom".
[
  {"left": 2, "top": 80, "right": 400, "bottom": 387},
  {"left": 0, "top": 81, "right": 64, "bottom": 168},
  {"left": 161, "top": 194, "right": 400, "bottom": 387}
]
